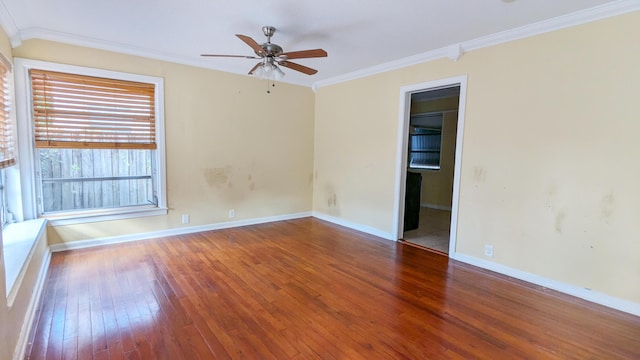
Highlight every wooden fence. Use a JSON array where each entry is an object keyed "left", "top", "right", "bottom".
[{"left": 39, "top": 148, "right": 154, "bottom": 213}]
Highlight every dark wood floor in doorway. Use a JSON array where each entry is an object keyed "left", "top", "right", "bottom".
[{"left": 26, "top": 218, "right": 640, "bottom": 359}]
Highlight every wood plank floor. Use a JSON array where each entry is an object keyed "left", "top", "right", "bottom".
[{"left": 25, "top": 218, "right": 640, "bottom": 359}]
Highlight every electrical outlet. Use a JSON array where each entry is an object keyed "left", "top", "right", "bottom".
[
  {"left": 181, "top": 214, "right": 190, "bottom": 224},
  {"left": 484, "top": 244, "right": 494, "bottom": 258},
  {"left": 229, "top": 209, "right": 235, "bottom": 218}
]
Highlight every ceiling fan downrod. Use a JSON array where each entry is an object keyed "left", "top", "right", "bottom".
[{"left": 262, "top": 26, "right": 276, "bottom": 43}]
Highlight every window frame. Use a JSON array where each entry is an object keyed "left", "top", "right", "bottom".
[
  {"left": 408, "top": 112, "right": 443, "bottom": 171},
  {"left": 14, "top": 58, "right": 167, "bottom": 226}
]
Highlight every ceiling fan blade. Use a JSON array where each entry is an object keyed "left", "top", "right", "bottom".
[
  {"left": 280, "top": 49, "right": 328, "bottom": 60},
  {"left": 201, "top": 54, "right": 259, "bottom": 59},
  {"left": 236, "top": 34, "right": 266, "bottom": 56},
  {"left": 248, "top": 62, "right": 262, "bottom": 75},
  {"left": 279, "top": 61, "right": 318, "bottom": 75}
]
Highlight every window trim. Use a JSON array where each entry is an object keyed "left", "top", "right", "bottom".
[{"left": 14, "top": 58, "right": 167, "bottom": 225}]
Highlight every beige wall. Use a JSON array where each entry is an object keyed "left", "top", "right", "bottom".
[
  {"left": 12, "top": 40, "right": 315, "bottom": 244},
  {"left": 0, "top": 28, "right": 51, "bottom": 360},
  {"left": 314, "top": 12, "right": 640, "bottom": 303}
]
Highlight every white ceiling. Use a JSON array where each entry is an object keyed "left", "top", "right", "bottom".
[{"left": 0, "top": 0, "right": 628, "bottom": 87}]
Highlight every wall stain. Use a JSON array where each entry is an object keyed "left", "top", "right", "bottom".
[
  {"left": 545, "top": 182, "right": 557, "bottom": 210},
  {"left": 555, "top": 212, "right": 566, "bottom": 234},
  {"left": 473, "top": 167, "right": 486, "bottom": 183},
  {"left": 600, "top": 192, "right": 615, "bottom": 220},
  {"left": 204, "top": 166, "right": 232, "bottom": 187},
  {"left": 249, "top": 182, "right": 256, "bottom": 191},
  {"left": 328, "top": 193, "right": 337, "bottom": 207},
  {"left": 325, "top": 182, "right": 337, "bottom": 207}
]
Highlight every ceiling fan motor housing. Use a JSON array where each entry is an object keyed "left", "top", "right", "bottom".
[
  {"left": 258, "top": 26, "right": 283, "bottom": 57},
  {"left": 262, "top": 26, "right": 276, "bottom": 38},
  {"left": 259, "top": 43, "right": 283, "bottom": 57}
]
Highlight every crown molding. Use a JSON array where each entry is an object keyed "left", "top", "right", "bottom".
[
  {"left": 0, "top": 0, "right": 19, "bottom": 45},
  {"left": 311, "top": 47, "right": 450, "bottom": 92},
  {"left": 461, "top": 0, "right": 640, "bottom": 53},
  {"left": 3, "top": 1, "right": 639, "bottom": 90},
  {"left": 16, "top": 27, "right": 243, "bottom": 73},
  {"left": 313, "top": 0, "right": 640, "bottom": 90},
  {"left": 12, "top": 27, "right": 314, "bottom": 87}
]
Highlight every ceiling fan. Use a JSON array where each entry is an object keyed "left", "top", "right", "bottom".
[{"left": 201, "top": 26, "right": 328, "bottom": 79}]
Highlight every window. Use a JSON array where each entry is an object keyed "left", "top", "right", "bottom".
[
  {"left": 37, "top": 148, "right": 156, "bottom": 213},
  {"left": 0, "top": 54, "right": 16, "bottom": 227},
  {"left": 408, "top": 113, "right": 443, "bottom": 170},
  {"left": 15, "top": 59, "right": 166, "bottom": 224}
]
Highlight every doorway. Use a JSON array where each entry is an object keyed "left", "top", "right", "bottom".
[{"left": 393, "top": 76, "right": 467, "bottom": 256}]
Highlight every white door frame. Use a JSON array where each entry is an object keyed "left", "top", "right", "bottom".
[{"left": 392, "top": 75, "right": 468, "bottom": 256}]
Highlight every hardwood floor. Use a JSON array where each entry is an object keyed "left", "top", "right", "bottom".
[{"left": 26, "top": 218, "right": 640, "bottom": 359}]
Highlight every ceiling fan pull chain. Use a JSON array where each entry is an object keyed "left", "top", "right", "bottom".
[{"left": 266, "top": 79, "right": 277, "bottom": 94}]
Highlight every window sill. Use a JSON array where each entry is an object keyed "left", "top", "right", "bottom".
[
  {"left": 44, "top": 206, "right": 168, "bottom": 226},
  {"left": 3, "top": 218, "right": 47, "bottom": 305},
  {"left": 408, "top": 166, "right": 441, "bottom": 172}
]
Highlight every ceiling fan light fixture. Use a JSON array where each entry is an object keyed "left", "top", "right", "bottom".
[
  {"left": 263, "top": 62, "right": 274, "bottom": 73},
  {"left": 253, "top": 65, "right": 266, "bottom": 78},
  {"left": 273, "top": 65, "right": 285, "bottom": 80},
  {"left": 252, "top": 59, "right": 285, "bottom": 80}
]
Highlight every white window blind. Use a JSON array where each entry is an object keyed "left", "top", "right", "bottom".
[
  {"left": 30, "top": 69, "right": 157, "bottom": 150},
  {"left": 0, "top": 54, "right": 15, "bottom": 169}
]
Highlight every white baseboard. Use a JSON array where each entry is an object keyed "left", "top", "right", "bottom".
[
  {"left": 421, "top": 203, "right": 452, "bottom": 211},
  {"left": 312, "top": 212, "right": 396, "bottom": 241},
  {"left": 48, "top": 211, "right": 398, "bottom": 252},
  {"left": 13, "top": 249, "right": 52, "bottom": 360},
  {"left": 452, "top": 253, "right": 640, "bottom": 317},
  {"left": 49, "top": 211, "right": 312, "bottom": 252}
]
